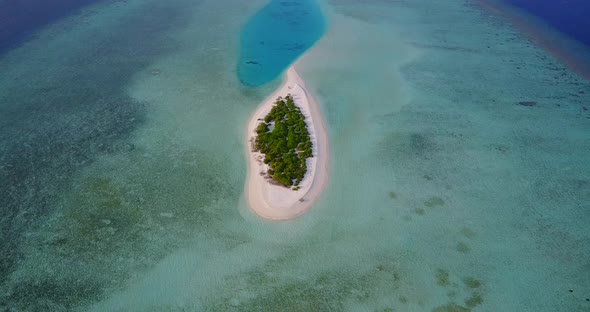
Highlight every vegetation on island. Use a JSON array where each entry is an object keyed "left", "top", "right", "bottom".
[{"left": 253, "top": 94, "right": 313, "bottom": 188}]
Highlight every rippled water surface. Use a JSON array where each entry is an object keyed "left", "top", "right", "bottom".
[{"left": 0, "top": 0, "right": 589, "bottom": 311}]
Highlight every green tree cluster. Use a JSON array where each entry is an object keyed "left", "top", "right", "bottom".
[{"left": 253, "top": 95, "right": 313, "bottom": 188}]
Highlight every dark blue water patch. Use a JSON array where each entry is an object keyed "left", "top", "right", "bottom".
[
  {"left": 0, "top": 0, "right": 104, "bottom": 55},
  {"left": 237, "top": 0, "right": 326, "bottom": 87},
  {"left": 501, "top": 0, "right": 590, "bottom": 47},
  {"left": 479, "top": 0, "right": 590, "bottom": 79}
]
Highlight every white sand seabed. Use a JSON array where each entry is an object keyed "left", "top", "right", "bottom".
[{"left": 244, "top": 66, "right": 329, "bottom": 221}]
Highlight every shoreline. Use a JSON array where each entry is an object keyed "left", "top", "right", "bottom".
[{"left": 244, "top": 65, "right": 329, "bottom": 221}]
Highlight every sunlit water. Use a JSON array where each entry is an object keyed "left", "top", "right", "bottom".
[{"left": 0, "top": 0, "right": 589, "bottom": 311}]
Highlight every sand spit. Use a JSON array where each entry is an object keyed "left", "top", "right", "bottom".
[{"left": 244, "top": 66, "right": 328, "bottom": 221}]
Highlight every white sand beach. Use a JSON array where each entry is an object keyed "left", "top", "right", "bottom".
[{"left": 244, "top": 66, "right": 329, "bottom": 221}]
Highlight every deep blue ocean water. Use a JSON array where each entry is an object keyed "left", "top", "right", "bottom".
[
  {"left": 237, "top": 0, "right": 325, "bottom": 87},
  {"left": 503, "top": 0, "right": 590, "bottom": 46},
  {"left": 0, "top": 0, "right": 102, "bottom": 54}
]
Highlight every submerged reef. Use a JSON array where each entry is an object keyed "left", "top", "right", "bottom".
[{"left": 0, "top": 1, "right": 203, "bottom": 309}]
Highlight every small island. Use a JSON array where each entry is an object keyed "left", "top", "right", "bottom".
[
  {"left": 252, "top": 94, "right": 313, "bottom": 190},
  {"left": 244, "top": 66, "right": 328, "bottom": 221}
]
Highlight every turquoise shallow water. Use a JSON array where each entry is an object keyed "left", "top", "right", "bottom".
[
  {"left": 237, "top": 0, "right": 325, "bottom": 86},
  {"left": 0, "top": 0, "right": 589, "bottom": 311}
]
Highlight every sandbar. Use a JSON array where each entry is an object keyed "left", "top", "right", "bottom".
[{"left": 244, "top": 66, "right": 329, "bottom": 221}]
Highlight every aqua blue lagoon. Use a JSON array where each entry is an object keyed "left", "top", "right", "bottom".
[{"left": 237, "top": 0, "right": 325, "bottom": 86}]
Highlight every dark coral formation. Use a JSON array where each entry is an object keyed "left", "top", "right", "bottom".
[{"left": 518, "top": 101, "right": 537, "bottom": 107}]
